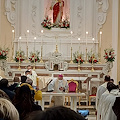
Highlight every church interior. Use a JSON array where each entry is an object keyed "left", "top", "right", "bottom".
[{"left": 0, "top": 0, "right": 120, "bottom": 120}]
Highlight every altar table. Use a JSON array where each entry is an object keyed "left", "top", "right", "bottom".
[{"left": 39, "top": 92, "right": 85, "bottom": 112}]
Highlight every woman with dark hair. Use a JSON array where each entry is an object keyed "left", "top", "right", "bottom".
[
  {"left": 24, "top": 106, "right": 85, "bottom": 120},
  {"left": 13, "top": 85, "right": 42, "bottom": 120},
  {"left": 0, "top": 78, "right": 15, "bottom": 100}
]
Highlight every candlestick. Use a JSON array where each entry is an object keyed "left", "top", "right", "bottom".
[
  {"left": 70, "top": 31, "right": 73, "bottom": 47},
  {"left": 18, "top": 51, "right": 21, "bottom": 70},
  {"left": 40, "top": 30, "right": 44, "bottom": 63},
  {"left": 70, "top": 31, "right": 73, "bottom": 63},
  {"left": 19, "top": 36, "right": 21, "bottom": 50},
  {"left": 98, "top": 31, "right": 102, "bottom": 64},
  {"left": 78, "top": 38, "right": 80, "bottom": 52},
  {"left": 34, "top": 37, "right": 36, "bottom": 53},
  {"left": 86, "top": 31, "right": 88, "bottom": 48},
  {"left": 11, "top": 30, "right": 15, "bottom": 61},
  {"left": 92, "top": 38, "right": 95, "bottom": 52},
  {"left": 27, "top": 30, "right": 29, "bottom": 45},
  {"left": 41, "top": 30, "right": 43, "bottom": 47}
]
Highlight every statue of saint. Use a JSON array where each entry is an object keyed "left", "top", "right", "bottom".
[{"left": 50, "top": 0, "right": 64, "bottom": 25}]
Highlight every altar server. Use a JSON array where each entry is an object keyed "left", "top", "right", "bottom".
[
  {"left": 96, "top": 75, "right": 110, "bottom": 109},
  {"left": 97, "top": 82, "right": 118, "bottom": 120},
  {"left": 48, "top": 74, "right": 68, "bottom": 106},
  {"left": 25, "top": 65, "right": 37, "bottom": 87}
]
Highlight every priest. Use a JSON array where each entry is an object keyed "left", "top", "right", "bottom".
[
  {"left": 97, "top": 82, "right": 118, "bottom": 120},
  {"left": 96, "top": 75, "right": 111, "bottom": 109},
  {"left": 48, "top": 74, "right": 68, "bottom": 106}
]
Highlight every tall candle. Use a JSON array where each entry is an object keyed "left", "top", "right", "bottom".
[
  {"left": 27, "top": 30, "right": 29, "bottom": 45},
  {"left": 34, "top": 37, "right": 36, "bottom": 52},
  {"left": 100, "top": 31, "right": 102, "bottom": 48},
  {"left": 78, "top": 38, "right": 80, "bottom": 52},
  {"left": 70, "top": 31, "right": 73, "bottom": 47},
  {"left": 41, "top": 30, "right": 43, "bottom": 46},
  {"left": 19, "top": 36, "right": 21, "bottom": 50},
  {"left": 86, "top": 31, "right": 88, "bottom": 48},
  {"left": 92, "top": 38, "right": 95, "bottom": 52},
  {"left": 12, "top": 30, "right": 14, "bottom": 40}
]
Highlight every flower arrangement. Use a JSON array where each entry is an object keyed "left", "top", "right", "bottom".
[
  {"left": 59, "top": 19, "right": 70, "bottom": 29},
  {"left": 88, "top": 51, "right": 98, "bottom": 64},
  {"left": 73, "top": 51, "right": 84, "bottom": 64},
  {"left": 0, "top": 48, "right": 9, "bottom": 60},
  {"left": 14, "top": 50, "right": 25, "bottom": 62},
  {"left": 41, "top": 16, "right": 70, "bottom": 29},
  {"left": 41, "top": 16, "right": 52, "bottom": 30},
  {"left": 29, "top": 51, "right": 40, "bottom": 63},
  {"left": 103, "top": 48, "right": 115, "bottom": 62}
]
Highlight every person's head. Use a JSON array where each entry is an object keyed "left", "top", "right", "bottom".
[
  {"left": 0, "top": 89, "right": 11, "bottom": 101},
  {"left": 27, "top": 65, "right": 32, "bottom": 70},
  {"left": 107, "top": 82, "right": 118, "bottom": 92},
  {"left": 104, "top": 75, "right": 111, "bottom": 82},
  {"left": 25, "top": 70, "right": 30, "bottom": 76},
  {"left": 26, "top": 78, "right": 33, "bottom": 86},
  {"left": 0, "top": 98, "right": 19, "bottom": 120},
  {"left": 118, "top": 81, "right": 120, "bottom": 85},
  {"left": 110, "top": 79, "right": 114, "bottom": 83},
  {"left": 24, "top": 106, "right": 85, "bottom": 120},
  {"left": 21, "top": 75, "right": 27, "bottom": 83},
  {"left": 13, "top": 76, "right": 20, "bottom": 83},
  {"left": 58, "top": 74, "right": 63, "bottom": 80},
  {"left": 0, "top": 78, "right": 8, "bottom": 88}
]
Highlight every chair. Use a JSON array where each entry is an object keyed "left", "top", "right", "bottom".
[
  {"left": 65, "top": 79, "right": 78, "bottom": 105},
  {"left": 89, "top": 86, "right": 97, "bottom": 106}
]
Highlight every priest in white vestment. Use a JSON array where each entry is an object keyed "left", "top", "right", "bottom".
[
  {"left": 48, "top": 74, "right": 68, "bottom": 106},
  {"left": 25, "top": 65, "right": 37, "bottom": 87},
  {"left": 97, "top": 82, "right": 118, "bottom": 120},
  {"left": 96, "top": 75, "right": 111, "bottom": 109}
]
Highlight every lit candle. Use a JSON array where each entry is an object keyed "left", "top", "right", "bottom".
[
  {"left": 86, "top": 31, "right": 88, "bottom": 48},
  {"left": 41, "top": 30, "right": 43, "bottom": 46},
  {"left": 92, "top": 38, "right": 95, "bottom": 52},
  {"left": 100, "top": 31, "right": 102, "bottom": 48},
  {"left": 12, "top": 30, "right": 15, "bottom": 39},
  {"left": 70, "top": 31, "right": 73, "bottom": 47},
  {"left": 78, "top": 38, "right": 80, "bottom": 52},
  {"left": 27, "top": 30, "right": 29, "bottom": 45},
  {"left": 19, "top": 36, "right": 21, "bottom": 50},
  {"left": 34, "top": 37, "right": 36, "bottom": 52}
]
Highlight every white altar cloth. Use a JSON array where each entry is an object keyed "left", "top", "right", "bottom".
[{"left": 39, "top": 92, "right": 85, "bottom": 112}]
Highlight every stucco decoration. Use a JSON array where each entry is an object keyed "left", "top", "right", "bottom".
[
  {"left": 5, "top": 0, "right": 17, "bottom": 28},
  {"left": 96, "top": 0, "right": 109, "bottom": 33}
]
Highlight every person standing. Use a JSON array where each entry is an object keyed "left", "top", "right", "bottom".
[
  {"left": 96, "top": 75, "right": 110, "bottom": 109},
  {"left": 25, "top": 65, "right": 37, "bottom": 88},
  {"left": 48, "top": 74, "right": 68, "bottom": 106}
]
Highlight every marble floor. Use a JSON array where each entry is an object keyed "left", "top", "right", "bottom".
[{"left": 87, "top": 115, "right": 96, "bottom": 120}]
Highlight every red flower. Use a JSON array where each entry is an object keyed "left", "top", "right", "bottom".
[
  {"left": 105, "top": 53, "right": 107, "bottom": 55},
  {"left": 89, "top": 60, "right": 91, "bottom": 62},
  {"left": 32, "top": 55, "right": 34, "bottom": 58},
  {"left": 105, "top": 56, "right": 108, "bottom": 59},
  {"left": 17, "top": 58, "right": 19, "bottom": 60},
  {"left": 94, "top": 60, "right": 97, "bottom": 63},
  {"left": 0, "top": 52, "right": 1, "bottom": 55},
  {"left": 81, "top": 60, "right": 83, "bottom": 62}
]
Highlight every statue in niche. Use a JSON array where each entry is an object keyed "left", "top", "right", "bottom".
[
  {"left": 50, "top": 0, "right": 64, "bottom": 25},
  {"left": 44, "top": 0, "right": 70, "bottom": 28}
]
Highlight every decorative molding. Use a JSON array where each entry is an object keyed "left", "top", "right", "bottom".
[
  {"left": 5, "top": 0, "right": 17, "bottom": 28},
  {"left": 96, "top": 0, "right": 109, "bottom": 33},
  {"left": 111, "top": 0, "right": 118, "bottom": 84},
  {"left": 77, "top": 1, "right": 82, "bottom": 36},
  {"left": 31, "top": 0, "right": 37, "bottom": 35}
]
